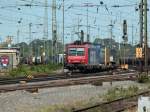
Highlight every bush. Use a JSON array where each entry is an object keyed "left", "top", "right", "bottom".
[{"left": 9, "top": 65, "right": 30, "bottom": 77}]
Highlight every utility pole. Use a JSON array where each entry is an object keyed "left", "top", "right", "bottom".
[
  {"left": 75, "top": 14, "right": 82, "bottom": 40},
  {"left": 109, "top": 20, "right": 114, "bottom": 61},
  {"left": 136, "top": 0, "right": 144, "bottom": 73},
  {"left": 139, "top": 0, "right": 144, "bottom": 47},
  {"left": 137, "top": 0, "right": 148, "bottom": 72},
  {"left": 71, "top": 25, "right": 75, "bottom": 42},
  {"left": 119, "top": 12, "right": 122, "bottom": 62},
  {"left": 52, "top": 0, "right": 57, "bottom": 64},
  {"left": 143, "top": 0, "right": 148, "bottom": 70},
  {"left": 82, "top": 2, "right": 91, "bottom": 42},
  {"left": 29, "top": 23, "right": 32, "bottom": 57},
  {"left": 131, "top": 24, "right": 134, "bottom": 66},
  {"left": 97, "top": 26, "right": 100, "bottom": 38},
  {"left": 132, "top": 24, "right": 134, "bottom": 46},
  {"left": 43, "top": 0, "right": 48, "bottom": 63},
  {"left": 17, "top": 29, "right": 22, "bottom": 57},
  {"left": 78, "top": 15, "right": 80, "bottom": 39},
  {"left": 109, "top": 20, "right": 113, "bottom": 49},
  {"left": 122, "top": 20, "right": 128, "bottom": 67},
  {"left": 17, "top": 30, "right": 20, "bottom": 46},
  {"left": 86, "top": 4, "right": 89, "bottom": 42},
  {"left": 62, "top": 0, "right": 65, "bottom": 71}
]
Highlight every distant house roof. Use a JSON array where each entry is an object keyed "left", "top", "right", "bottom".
[{"left": 0, "top": 48, "right": 19, "bottom": 53}]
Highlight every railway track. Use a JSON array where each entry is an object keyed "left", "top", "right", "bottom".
[
  {"left": 0, "top": 71, "right": 137, "bottom": 93},
  {"left": 73, "top": 90, "right": 150, "bottom": 112},
  {"left": 0, "top": 69, "right": 135, "bottom": 85}
]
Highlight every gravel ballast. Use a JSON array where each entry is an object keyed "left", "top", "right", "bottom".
[{"left": 0, "top": 81, "right": 147, "bottom": 112}]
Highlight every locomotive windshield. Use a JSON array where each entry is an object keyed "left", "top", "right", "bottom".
[{"left": 68, "top": 48, "right": 84, "bottom": 56}]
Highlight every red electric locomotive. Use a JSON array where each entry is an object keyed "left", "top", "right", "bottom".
[{"left": 65, "top": 41, "right": 111, "bottom": 72}]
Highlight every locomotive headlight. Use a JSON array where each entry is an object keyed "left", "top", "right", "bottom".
[{"left": 68, "top": 59, "right": 71, "bottom": 63}]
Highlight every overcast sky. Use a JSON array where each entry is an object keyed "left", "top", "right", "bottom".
[{"left": 0, "top": 0, "right": 149, "bottom": 45}]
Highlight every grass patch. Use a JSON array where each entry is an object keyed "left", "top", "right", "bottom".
[
  {"left": 8, "top": 64, "right": 62, "bottom": 77},
  {"left": 8, "top": 65, "right": 31, "bottom": 77},
  {"left": 103, "top": 86, "right": 139, "bottom": 102},
  {"left": 138, "top": 73, "right": 150, "bottom": 83},
  {"left": 38, "top": 105, "right": 71, "bottom": 112},
  {"left": 37, "top": 95, "right": 103, "bottom": 112},
  {"left": 38, "top": 100, "right": 102, "bottom": 112},
  {"left": 37, "top": 86, "right": 140, "bottom": 112}
]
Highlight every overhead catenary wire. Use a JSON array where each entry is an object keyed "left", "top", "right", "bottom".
[{"left": 0, "top": 0, "right": 149, "bottom": 44}]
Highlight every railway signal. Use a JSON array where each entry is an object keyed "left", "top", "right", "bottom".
[
  {"left": 122, "top": 20, "right": 128, "bottom": 42},
  {"left": 136, "top": 47, "right": 143, "bottom": 58}
]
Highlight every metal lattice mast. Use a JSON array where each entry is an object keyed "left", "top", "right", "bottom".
[
  {"left": 52, "top": 0, "right": 57, "bottom": 63},
  {"left": 139, "top": 0, "right": 144, "bottom": 47},
  {"left": 143, "top": 0, "right": 148, "bottom": 69}
]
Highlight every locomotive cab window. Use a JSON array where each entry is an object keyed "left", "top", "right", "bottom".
[
  {"left": 68, "top": 48, "right": 77, "bottom": 56},
  {"left": 77, "top": 48, "right": 84, "bottom": 56},
  {"left": 68, "top": 48, "right": 85, "bottom": 56}
]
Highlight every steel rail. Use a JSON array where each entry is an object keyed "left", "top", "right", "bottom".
[
  {"left": 0, "top": 72, "right": 137, "bottom": 93},
  {"left": 73, "top": 90, "right": 150, "bottom": 112},
  {"left": 0, "top": 70, "right": 135, "bottom": 85}
]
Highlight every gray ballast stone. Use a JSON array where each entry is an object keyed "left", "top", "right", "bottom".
[{"left": 0, "top": 81, "right": 146, "bottom": 112}]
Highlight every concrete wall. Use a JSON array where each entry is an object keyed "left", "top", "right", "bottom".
[{"left": 138, "top": 97, "right": 150, "bottom": 112}]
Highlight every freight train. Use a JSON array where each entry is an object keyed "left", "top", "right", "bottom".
[
  {"left": 119, "top": 57, "right": 150, "bottom": 68},
  {"left": 64, "top": 41, "right": 116, "bottom": 72}
]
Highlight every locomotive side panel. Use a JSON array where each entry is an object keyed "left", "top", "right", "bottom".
[{"left": 88, "top": 44, "right": 101, "bottom": 65}]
